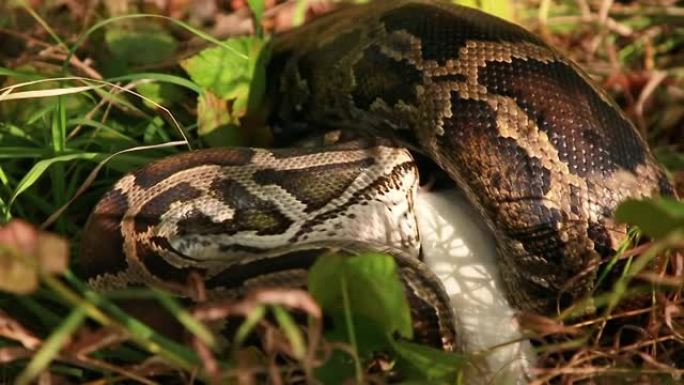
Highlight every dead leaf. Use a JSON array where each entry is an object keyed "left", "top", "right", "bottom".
[{"left": 0, "top": 219, "right": 69, "bottom": 294}]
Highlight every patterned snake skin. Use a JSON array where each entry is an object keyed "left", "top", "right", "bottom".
[{"left": 80, "top": 0, "right": 676, "bottom": 350}]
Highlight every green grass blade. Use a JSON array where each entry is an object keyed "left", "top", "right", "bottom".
[
  {"left": 15, "top": 305, "right": 87, "bottom": 385},
  {"left": 19, "top": 0, "right": 68, "bottom": 51},
  {"left": 0, "top": 67, "right": 45, "bottom": 80},
  {"left": 234, "top": 305, "right": 266, "bottom": 346},
  {"left": 0, "top": 147, "right": 48, "bottom": 159},
  {"left": 9, "top": 153, "right": 100, "bottom": 207},
  {"left": 272, "top": 305, "right": 306, "bottom": 360},
  {"left": 152, "top": 289, "right": 217, "bottom": 349},
  {"left": 107, "top": 73, "right": 203, "bottom": 94},
  {"left": 60, "top": 271, "right": 202, "bottom": 371}
]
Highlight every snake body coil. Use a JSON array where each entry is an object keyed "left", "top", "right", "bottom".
[{"left": 80, "top": 0, "right": 675, "bottom": 350}]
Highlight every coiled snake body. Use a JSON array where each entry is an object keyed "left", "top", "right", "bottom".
[{"left": 80, "top": 0, "right": 675, "bottom": 351}]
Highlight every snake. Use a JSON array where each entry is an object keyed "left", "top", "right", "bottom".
[{"left": 79, "top": 0, "right": 676, "bottom": 353}]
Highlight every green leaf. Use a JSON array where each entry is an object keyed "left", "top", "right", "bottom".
[
  {"left": 479, "top": 0, "right": 514, "bottom": 21},
  {"left": 308, "top": 252, "right": 413, "bottom": 341},
  {"left": 453, "top": 0, "right": 513, "bottom": 21},
  {"left": 391, "top": 340, "right": 465, "bottom": 382},
  {"left": 314, "top": 349, "right": 357, "bottom": 385},
  {"left": 345, "top": 254, "right": 413, "bottom": 339},
  {"left": 197, "top": 92, "right": 248, "bottom": 146},
  {"left": 152, "top": 288, "right": 217, "bottom": 349},
  {"left": 615, "top": 198, "right": 684, "bottom": 239},
  {"left": 181, "top": 37, "right": 267, "bottom": 119},
  {"left": 247, "top": 0, "right": 265, "bottom": 36},
  {"left": 9, "top": 153, "right": 100, "bottom": 206},
  {"left": 108, "top": 73, "right": 203, "bottom": 94},
  {"left": 0, "top": 66, "right": 45, "bottom": 80},
  {"left": 292, "top": 0, "right": 308, "bottom": 26},
  {"left": 105, "top": 25, "right": 178, "bottom": 65},
  {"left": 0, "top": 147, "right": 46, "bottom": 159},
  {"left": 272, "top": 305, "right": 306, "bottom": 359},
  {"left": 234, "top": 305, "right": 266, "bottom": 346}
]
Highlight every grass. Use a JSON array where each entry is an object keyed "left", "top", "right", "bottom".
[{"left": 0, "top": 0, "right": 682, "bottom": 384}]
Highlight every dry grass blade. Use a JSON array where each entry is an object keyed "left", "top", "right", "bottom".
[
  {"left": 191, "top": 288, "right": 324, "bottom": 384},
  {"left": 0, "top": 310, "right": 42, "bottom": 350}
]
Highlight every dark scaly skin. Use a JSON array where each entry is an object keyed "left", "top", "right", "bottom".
[
  {"left": 80, "top": 139, "right": 459, "bottom": 350},
  {"left": 267, "top": 0, "right": 676, "bottom": 313},
  {"left": 80, "top": 0, "right": 675, "bottom": 353}
]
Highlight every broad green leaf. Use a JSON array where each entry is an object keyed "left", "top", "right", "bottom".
[
  {"left": 308, "top": 253, "right": 413, "bottom": 340},
  {"left": 247, "top": 0, "right": 265, "bottom": 36},
  {"left": 454, "top": 0, "right": 513, "bottom": 21},
  {"left": 292, "top": 0, "right": 308, "bottom": 26},
  {"left": 314, "top": 350, "right": 357, "bottom": 385},
  {"left": 308, "top": 254, "right": 345, "bottom": 310},
  {"left": 478, "top": 0, "right": 514, "bottom": 21},
  {"left": 197, "top": 92, "right": 248, "bottom": 146},
  {"left": 345, "top": 254, "right": 413, "bottom": 338},
  {"left": 615, "top": 198, "right": 684, "bottom": 239},
  {"left": 323, "top": 310, "right": 390, "bottom": 356},
  {"left": 105, "top": 25, "right": 178, "bottom": 65},
  {"left": 181, "top": 37, "right": 267, "bottom": 120},
  {"left": 391, "top": 340, "right": 465, "bottom": 382},
  {"left": 9, "top": 153, "right": 100, "bottom": 206},
  {"left": 453, "top": 0, "right": 478, "bottom": 7}
]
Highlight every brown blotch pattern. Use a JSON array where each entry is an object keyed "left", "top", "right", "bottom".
[
  {"left": 137, "top": 237, "right": 199, "bottom": 284},
  {"left": 477, "top": 58, "right": 648, "bottom": 177},
  {"left": 269, "top": 0, "right": 674, "bottom": 313},
  {"left": 185, "top": 178, "right": 295, "bottom": 236},
  {"left": 80, "top": 188, "right": 129, "bottom": 279},
  {"left": 132, "top": 148, "right": 254, "bottom": 189},
  {"left": 380, "top": 2, "right": 544, "bottom": 64},
  {"left": 352, "top": 44, "right": 423, "bottom": 109},
  {"left": 253, "top": 158, "right": 374, "bottom": 212},
  {"left": 134, "top": 182, "right": 203, "bottom": 234}
]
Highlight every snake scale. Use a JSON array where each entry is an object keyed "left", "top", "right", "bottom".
[{"left": 80, "top": 0, "right": 676, "bottom": 351}]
